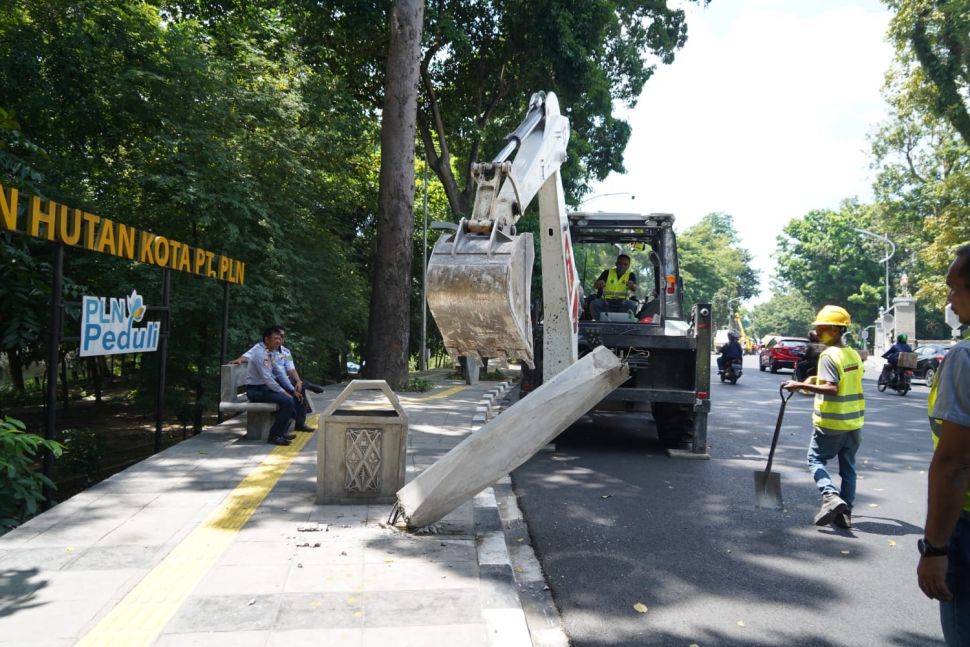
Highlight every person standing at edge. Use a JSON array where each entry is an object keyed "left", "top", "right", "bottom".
[
  {"left": 782, "top": 305, "right": 865, "bottom": 529},
  {"left": 916, "top": 244, "right": 970, "bottom": 646},
  {"left": 244, "top": 326, "right": 295, "bottom": 446}
]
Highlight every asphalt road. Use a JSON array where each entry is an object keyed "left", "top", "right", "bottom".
[{"left": 511, "top": 355, "right": 943, "bottom": 647}]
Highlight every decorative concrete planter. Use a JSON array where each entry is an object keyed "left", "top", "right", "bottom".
[{"left": 316, "top": 380, "right": 408, "bottom": 504}]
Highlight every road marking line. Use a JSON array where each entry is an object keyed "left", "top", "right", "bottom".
[{"left": 76, "top": 423, "right": 315, "bottom": 647}]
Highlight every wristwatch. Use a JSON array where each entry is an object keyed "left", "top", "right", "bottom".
[{"left": 918, "top": 538, "right": 948, "bottom": 557}]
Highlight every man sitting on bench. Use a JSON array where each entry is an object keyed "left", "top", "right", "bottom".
[
  {"left": 245, "top": 325, "right": 297, "bottom": 446},
  {"left": 232, "top": 326, "right": 318, "bottom": 432},
  {"left": 590, "top": 253, "right": 637, "bottom": 321}
]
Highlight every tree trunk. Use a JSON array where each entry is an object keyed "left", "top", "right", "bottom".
[
  {"left": 6, "top": 349, "right": 25, "bottom": 393},
  {"left": 362, "top": 0, "right": 425, "bottom": 389}
]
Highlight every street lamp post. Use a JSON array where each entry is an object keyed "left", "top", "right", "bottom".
[
  {"left": 726, "top": 296, "right": 741, "bottom": 328},
  {"left": 420, "top": 162, "right": 429, "bottom": 371},
  {"left": 853, "top": 228, "right": 896, "bottom": 311}
]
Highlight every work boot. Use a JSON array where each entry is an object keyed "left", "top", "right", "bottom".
[
  {"left": 814, "top": 492, "right": 848, "bottom": 526},
  {"left": 832, "top": 510, "right": 852, "bottom": 529}
]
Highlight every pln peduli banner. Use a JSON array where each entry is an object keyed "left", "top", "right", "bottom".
[{"left": 80, "top": 289, "right": 160, "bottom": 357}]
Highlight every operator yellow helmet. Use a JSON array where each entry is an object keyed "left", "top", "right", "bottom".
[{"left": 812, "top": 305, "right": 851, "bottom": 327}]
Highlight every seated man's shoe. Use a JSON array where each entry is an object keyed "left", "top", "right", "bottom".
[
  {"left": 304, "top": 381, "right": 325, "bottom": 394},
  {"left": 295, "top": 425, "right": 315, "bottom": 432},
  {"left": 283, "top": 433, "right": 296, "bottom": 441},
  {"left": 268, "top": 437, "right": 291, "bottom": 446},
  {"left": 814, "top": 492, "right": 848, "bottom": 526},
  {"left": 832, "top": 510, "right": 852, "bottom": 529}
]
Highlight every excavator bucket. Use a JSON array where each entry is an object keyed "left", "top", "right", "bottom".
[{"left": 426, "top": 225, "right": 535, "bottom": 368}]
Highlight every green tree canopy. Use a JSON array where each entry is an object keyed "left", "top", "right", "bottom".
[
  {"left": 749, "top": 290, "right": 816, "bottom": 340},
  {"left": 298, "top": 0, "right": 709, "bottom": 216},
  {"left": 774, "top": 202, "right": 885, "bottom": 327},
  {"left": 677, "top": 212, "right": 760, "bottom": 326},
  {"left": 870, "top": 11, "right": 970, "bottom": 336},
  {"left": 887, "top": 0, "right": 970, "bottom": 147}
]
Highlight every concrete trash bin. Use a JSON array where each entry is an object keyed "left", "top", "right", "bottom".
[{"left": 316, "top": 379, "right": 409, "bottom": 504}]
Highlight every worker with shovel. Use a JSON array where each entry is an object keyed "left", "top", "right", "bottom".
[{"left": 782, "top": 305, "right": 865, "bottom": 529}]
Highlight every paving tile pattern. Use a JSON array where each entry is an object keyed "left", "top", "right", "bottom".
[{"left": 0, "top": 376, "right": 538, "bottom": 646}]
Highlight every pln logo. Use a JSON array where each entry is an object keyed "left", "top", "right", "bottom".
[
  {"left": 80, "top": 289, "right": 160, "bottom": 357},
  {"left": 127, "top": 290, "right": 146, "bottom": 322}
]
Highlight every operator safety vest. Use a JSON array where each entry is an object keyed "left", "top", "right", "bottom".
[
  {"left": 603, "top": 268, "right": 634, "bottom": 300},
  {"left": 928, "top": 347, "right": 970, "bottom": 511},
  {"left": 812, "top": 345, "right": 865, "bottom": 433}
]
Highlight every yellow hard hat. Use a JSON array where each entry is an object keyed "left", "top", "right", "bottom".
[{"left": 812, "top": 305, "right": 851, "bottom": 327}]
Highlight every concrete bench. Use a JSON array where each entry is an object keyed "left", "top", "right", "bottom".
[{"left": 219, "top": 364, "right": 278, "bottom": 440}]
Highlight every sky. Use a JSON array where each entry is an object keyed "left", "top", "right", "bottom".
[{"left": 584, "top": 0, "right": 896, "bottom": 304}]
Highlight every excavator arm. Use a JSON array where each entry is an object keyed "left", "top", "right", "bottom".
[{"left": 426, "top": 91, "right": 579, "bottom": 372}]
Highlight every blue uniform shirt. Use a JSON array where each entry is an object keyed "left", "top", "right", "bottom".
[
  {"left": 244, "top": 343, "right": 287, "bottom": 392},
  {"left": 244, "top": 343, "right": 295, "bottom": 391}
]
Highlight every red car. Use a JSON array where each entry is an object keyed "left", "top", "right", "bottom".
[{"left": 759, "top": 337, "right": 810, "bottom": 373}]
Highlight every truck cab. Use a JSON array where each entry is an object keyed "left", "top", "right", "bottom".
[{"left": 521, "top": 212, "right": 711, "bottom": 452}]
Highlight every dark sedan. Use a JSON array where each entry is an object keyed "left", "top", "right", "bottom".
[{"left": 913, "top": 344, "right": 950, "bottom": 384}]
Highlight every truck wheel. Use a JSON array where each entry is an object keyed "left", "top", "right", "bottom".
[
  {"left": 770, "top": 362, "right": 779, "bottom": 373},
  {"left": 652, "top": 403, "right": 693, "bottom": 448}
]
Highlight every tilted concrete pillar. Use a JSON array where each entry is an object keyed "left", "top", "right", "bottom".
[{"left": 393, "top": 346, "right": 629, "bottom": 530}]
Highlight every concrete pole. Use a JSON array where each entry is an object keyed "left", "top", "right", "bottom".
[
  {"left": 420, "top": 162, "right": 428, "bottom": 371},
  {"left": 394, "top": 346, "right": 628, "bottom": 530}
]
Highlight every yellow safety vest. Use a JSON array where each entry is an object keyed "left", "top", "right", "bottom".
[
  {"left": 812, "top": 346, "right": 865, "bottom": 433},
  {"left": 603, "top": 268, "right": 633, "bottom": 300},
  {"left": 927, "top": 353, "right": 970, "bottom": 511}
]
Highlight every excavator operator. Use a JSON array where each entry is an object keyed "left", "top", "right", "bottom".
[{"left": 590, "top": 254, "right": 637, "bottom": 321}]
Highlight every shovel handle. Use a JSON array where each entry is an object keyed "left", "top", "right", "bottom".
[{"left": 763, "top": 385, "right": 795, "bottom": 475}]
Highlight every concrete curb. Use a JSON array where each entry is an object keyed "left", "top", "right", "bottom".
[
  {"left": 473, "top": 380, "right": 514, "bottom": 423},
  {"left": 474, "top": 380, "right": 570, "bottom": 647}
]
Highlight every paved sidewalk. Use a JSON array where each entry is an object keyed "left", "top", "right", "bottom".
[{"left": 0, "top": 372, "right": 553, "bottom": 646}]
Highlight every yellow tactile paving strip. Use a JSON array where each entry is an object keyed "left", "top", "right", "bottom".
[
  {"left": 76, "top": 416, "right": 317, "bottom": 647},
  {"left": 407, "top": 385, "right": 466, "bottom": 401}
]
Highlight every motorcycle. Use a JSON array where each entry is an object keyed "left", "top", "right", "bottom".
[
  {"left": 878, "top": 364, "right": 912, "bottom": 396},
  {"left": 719, "top": 359, "right": 743, "bottom": 384}
]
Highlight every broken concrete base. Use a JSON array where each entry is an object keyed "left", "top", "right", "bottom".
[{"left": 394, "top": 347, "right": 629, "bottom": 530}]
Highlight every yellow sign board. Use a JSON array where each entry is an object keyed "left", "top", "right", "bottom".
[{"left": 0, "top": 182, "right": 245, "bottom": 284}]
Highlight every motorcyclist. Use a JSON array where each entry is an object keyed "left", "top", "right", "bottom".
[
  {"left": 880, "top": 333, "right": 913, "bottom": 384},
  {"left": 717, "top": 331, "right": 744, "bottom": 374}
]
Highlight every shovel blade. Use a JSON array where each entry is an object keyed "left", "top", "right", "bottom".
[{"left": 753, "top": 470, "right": 783, "bottom": 510}]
